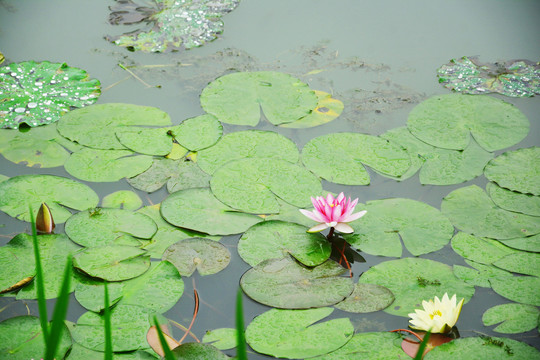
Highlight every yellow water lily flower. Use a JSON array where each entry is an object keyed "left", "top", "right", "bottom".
[{"left": 408, "top": 293, "right": 464, "bottom": 333}]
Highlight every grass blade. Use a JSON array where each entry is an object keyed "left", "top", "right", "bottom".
[
  {"left": 44, "top": 255, "right": 72, "bottom": 360},
  {"left": 414, "top": 329, "right": 431, "bottom": 360},
  {"left": 153, "top": 316, "right": 176, "bottom": 360},
  {"left": 235, "top": 288, "right": 248, "bottom": 360},
  {"left": 104, "top": 282, "right": 113, "bottom": 360},
  {"left": 29, "top": 206, "right": 48, "bottom": 341}
]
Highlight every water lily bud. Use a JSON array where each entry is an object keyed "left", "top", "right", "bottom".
[{"left": 36, "top": 202, "right": 55, "bottom": 234}]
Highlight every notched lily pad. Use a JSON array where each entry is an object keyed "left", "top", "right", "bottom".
[
  {"left": 487, "top": 182, "right": 540, "bottom": 217},
  {"left": 0, "top": 60, "right": 100, "bottom": 129},
  {"left": 102, "top": 190, "right": 143, "bottom": 210},
  {"left": 163, "top": 238, "right": 230, "bottom": 276},
  {"left": 424, "top": 336, "right": 539, "bottom": 359},
  {"left": 334, "top": 282, "right": 394, "bottom": 313},
  {"left": 482, "top": 303, "right": 540, "bottom": 334},
  {"left": 0, "top": 234, "right": 36, "bottom": 295},
  {"left": 279, "top": 90, "right": 344, "bottom": 128},
  {"left": 202, "top": 328, "right": 237, "bottom": 350}
]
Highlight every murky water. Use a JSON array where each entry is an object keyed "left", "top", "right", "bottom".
[{"left": 1, "top": 0, "right": 539, "bottom": 358}]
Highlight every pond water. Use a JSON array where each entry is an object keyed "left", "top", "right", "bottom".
[{"left": 0, "top": 0, "right": 539, "bottom": 358}]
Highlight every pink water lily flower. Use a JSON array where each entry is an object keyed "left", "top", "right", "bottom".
[{"left": 299, "top": 192, "right": 366, "bottom": 233}]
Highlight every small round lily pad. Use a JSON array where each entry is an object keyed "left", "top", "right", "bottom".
[
  {"left": 334, "top": 283, "right": 395, "bottom": 313},
  {"left": 162, "top": 238, "right": 230, "bottom": 276}
]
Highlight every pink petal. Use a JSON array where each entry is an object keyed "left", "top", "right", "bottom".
[
  {"left": 344, "top": 210, "right": 367, "bottom": 222},
  {"left": 332, "top": 204, "right": 342, "bottom": 222},
  {"left": 307, "top": 223, "right": 329, "bottom": 233},
  {"left": 334, "top": 223, "right": 354, "bottom": 233},
  {"left": 299, "top": 209, "right": 326, "bottom": 223},
  {"left": 326, "top": 193, "right": 335, "bottom": 205},
  {"left": 336, "top": 192, "right": 345, "bottom": 204}
]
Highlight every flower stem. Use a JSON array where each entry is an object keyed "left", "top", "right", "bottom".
[
  {"left": 390, "top": 329, "right": 424, "bottom": 342},
  {"left": 327, "top": 227, "right": 335, "bottom": 240}
]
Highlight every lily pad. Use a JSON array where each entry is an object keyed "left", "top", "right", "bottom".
[
  {"left": 171, "top": 342, "right": 228, "bottom": 359},
  {"left": 310, "top": 332, "right": 404, "bottom": 359},
  {"left": 65, "top": 148, "right": 153, "bottom": 182},
  {"left": 0, "top": 174, "right": 99, "bottom": 223},
  {"left": 358, "top": 257, "right": 475, "bottom": 317},
  {"left": 345, "top": 198, "right": 454, "bottom": 257},
  {"left": 210, "top": 158, "right": 322, "bottom": 214},
  {"left": 163, "top": 238, "right": 230, "bottom": 276},
  {"left": 196, "top": 130, "right": 299, "bottom": 175},
  {"left": 0, "top": 60, "right": 100, "bottom": 129},
  {"left": 441, "top": 185, "right": 540, "bottom": 239},
  {"left": 200, "top": 71, "right": 318, "bottom": 126},
  {"left": 128, "top": 158, "right": 210, "bottom": 193},
  {"left": 65, "top": 208, "right": 157, "bottom": 247},
  {"left": 437, "top": 56, "right": 540, "bottom": 97},
  {"left": 380, "top": 127, "right": 493, "bottom": 185},
  {"left": 160, "top": 188, "right": 263, "bottom": 235},
  {"left": 451, "top": 232, "right": 517, "bottom": 265},
  {"left": 453, "top": 260, "right": 513, "bottom": 288},
  {"left": 238, "top": 220, "right": 331, "bottom": 267},
  {"left": 279, "top": 90, "right": 344, "bottom": 128},
  {"left": 202, "top": 328, "right": 237, "bottom": 350},
  {"left": 493, "top": 252, "right": 540, "bottom": 277},
  {"left": 0, "top": 234, "right": 35, "bottom": 294},
  {"left": 490, "top": 275, "right": 540, "bottom": 306},
  {"left": 334, "top": 283, "right": 394, "bottom": 313},
  {"left": 0, "top": 316, "right": 71, "bottom": 360},
  {"left": 171, "top": 114, "right": 222, "bottom": 151},
  {"left": 498, "top": 233, "right": 540, "bottom": 253},
  {"left": 484, "top": 147, "right": 540, "bottom": 196},
  {"left": 240, "top": 257, "right": 354, "bottom": 309},
  {"left": 57, "top": 103, "right": 171, "bottom": 149},
  {"left": 424, "top": 336, "right": 540, "bottom": 359},
  {"left": 73, "top": 245, "right": 151, "bottom": 281},
  {"left": 74, "top": 278, "right": 124, "bottom": 313},
  {"left": 245, "top": 307, "right": 354, "bottom": 359},
  {"left": 407, "top": 94, "right": 529, "bottom": 152},
  {"left": 102, "top": 190, "right": 143, "bottom": 210},
  {"left": 301, "top": 132, "right": 411, "bottom": 185},
  {"left": 487, "top": 182, "right": 540, "bottom": 216},
  {"left": 106, "top": 0, "right": 240, "bottom": 52},
  {"left": 482, "top": 303, "right": 540, "bottom": 334}
]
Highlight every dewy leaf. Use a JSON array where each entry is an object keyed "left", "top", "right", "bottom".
[
  {"left": 202, "top": 328, "right": 237, "bottom": 351},
  {"left": 358, "top": 257, "right": 475, "bottom": 317},
  {"left": 75, "top": 277, "right": 124, "bottom": 313},
  {"left": 407, "top": 94, "right": 529, "bottom": 152},
  {"left": 437, "top": 56, "right": 540, "bottom": 97},
  {"left": 334, "top": 282, "right": 395, "bottom": 313},
  {"left": 210, "top": 158, "right": 322, "bottom": 214},
  {"left": 200, "top": 71, "right": 318, "bottom": 126},
  {"left": 238, "top": 220, "right": 331, "bottom": 267},
  {"left": 65, "top": 208, "right": 157, "bottom": 247},
  {"left": 487, "top": 182, "right": 540, "bottom": 216},
  {"left": 102, "top": 190, "right": 143, "bottom": 210},
  {"left": 345, "top": 198, "right": 454, "bottom": 257},
  {"left": 106, "top": 0, "right": 240, "bottom": 52},
  {"left": 245, "top": 307, "right": 354, "bottom": 359},
  {"left": 72, "top": 245, "right": 151, "bottom": 281},
  {"left": 240, "top": 257, "right": 353, "bottom": 309},
  {"left": 171, "top": 114, "right": 223, "bottom": 151},
  {"left": 493, "top": 252, "right": 540, "bottom": 277},
  {"left": 490, "top": 275, "right": 540, "bottom": 306},
  {"left": 451, "top": 232, "right": 517, "bottom": 265},
  {"left": 310, "top": 332, "right": 404, "bottom": 359},
  {"left": 197, "top": 130, "right": 299, "bottom": 175},
  {"left": 441, "top": 185, "right": 540, "bottom": 239},
  {"left": 162, "top": 238, "right": 230, "bottom": 276},
  {"left": 424, "top": 336, "right": 539, "bottom": 359},
  {"left": 57, "top": 103, "right": 171, "bottom": 150},
  {"left": 0, "top": 174, "right": 99, "bottom": 223},
  {"left": 484, "top": 147, "right": 540, "bottom": 196},
  {"left": 453, "top": 259, "right": 513, "bottom": 288},
  {"left": 301, "top": 132, "right": 411, "bottom": 185},
  {"left": 0, "top": 234, "right": 36, "bottom": 294},
  {"left": 0, "top": 60, "right": 100, "bottom": 129},
  {"left": 380, "top": 127, "right": 493, "bottom": 185},
  {"left": 482, "top": 303, "right": 540, "bottom": 334},
  {"left": 170, "top": 342, "right": 228, "bottom": 359},
  {"left": 160, "top": 188, "right": 262, "bottom": 235},
  {"left": 65, "top": 148, "right": 153, "bottom": 182},
  {"left": 279, "top": 90, "right": 344, "bottom": 128}
]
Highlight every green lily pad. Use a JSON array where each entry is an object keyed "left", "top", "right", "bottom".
[
  {"left": 424, "top": 336, "right": 539, "bottom": 359},
  {"left": 128, "top": 158, "right": 210, "bottom": 193},
  {"left": 238, "top": 220, "right": 331, "bottom": 267},
  {"left": 407, "top": 94, "right": 529, "bottom": 152},
  {"left": 106, "top": 0, "right": 240, "bottom": 52},
  {"left": 171, "top": 342, "right": 228, "bottom": 359},
  {"left": 74, "top": 277, "right": 124, "bottom": 312},
  {"left": 441, "top": 185, "right": 540, "bottom": 239},
  {"left": 240, "top": 257, "right": 354, "bottom": 309},
  {"left": 437, "top": 56, "right": 540, "bottom": 97},
  {"left": 380, "top": 127, "right": 493, "bottom": 185},
  {"left": 345, "top": 198, "right": 454, "bottom": 257},
  {"left": 358, "top": 257, "right": 475, "bottom": 317},
  {"left": 72, "top": 305, "right": 151, "bottom": 352},
  {"left": 484, "top": 147, "right": 540, "bottom": 196},
  {"left": 279, "top": 90, "right": 344, "bottom": 128},
  {"left": 201, "top": 71, "right": 318, "bottom": 126},
  {"left": 0, "top": 316, "right": 71, "bottom": 360},
  {"left": 102, "top": 190, "right": 143, "bottom": 210},
  {"left": 0, "top": 174, "right": 8, "bottom": 183},
  {"left": 73, "top": 245, "right": 151, "bottom": 281},
  {"left": 65, "top": 148, "right": 153, "bottom": 182},
  {"left": 265, "top": 198, "right": 320, "bottom": 228},
  {"left": 451, "top": 232, "right": 517, "bottom": 265},
  {"left": 493, "top": 252, "right": 540, "bottom": 277},
  {"left": 487, "top": 182, "right": 540, "bottom": 216},
  {"left": 196, "top": 130, "right": 299, "bottom": 175},
  {"left": 453, "top": 259, "right": 513, "bottom": 288},
  {"left": 334, "top": 283, "right": 394, "bottom": 313},
  {"left": 482, "top": 303, "right": 540, "bottom": 334},
  {"left": 310, "top": 332, "right": 404, "bottom": 359},
  {"left": 163, "top": 238, "right": 230, "bottom": 276},
  {"left": 57, "top": 103, "right": 171, "bottom": 149},
  {"left": 490, "top": 275, "right": 540, "bottom": 306},
  {"left": 210, "top": 158, "right": 322, "bottom": 214},
  {"left": 0, "top": 61, "right": 100, "bottom": 129},
  {"left": 0, "top": 234, "right": 35, "bottom": 294},
  {"left": 160, "top": 188, "right": 263, "bottom": 235},
  {"left": 0, "top": 174, "right": 99, "bottom": 223},
  {"left": 498, "top": 233, "right": 540, "bottom": 252},
  {"left": 202, "top": 328, "right": 237, "bottom": 350},
  {"left": 115, "top": 126, "right": 179, "bottom": 156},
  {"left": 65, "top": 208, "right": 157, "bottom": 247},
  {"left": 245, "top": 307, "right": 354, "bottom": 359},
  {"left": 170, "top": 114, "right": 222, "bottom": 151},
  {"left": 301, "top": 132, "right": 411, "bottom": 185}
]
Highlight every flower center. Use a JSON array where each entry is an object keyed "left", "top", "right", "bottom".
[{"left": 429, "top": 309, "right": 442, "bottom": 319}]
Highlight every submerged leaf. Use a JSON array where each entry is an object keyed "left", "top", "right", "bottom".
[
  {"left": 163, "top": 238, "right": 230, "bottom": 276},
  {"left": 334, "top": 282, "right": 394, "bottom": 313}
]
